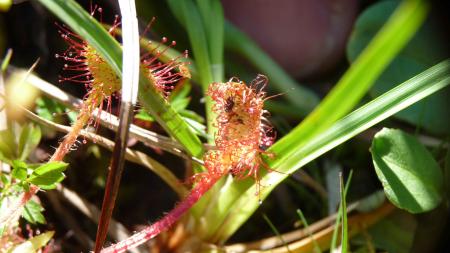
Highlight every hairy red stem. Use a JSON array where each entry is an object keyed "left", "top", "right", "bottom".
[
  {"left": 100, "top": 172, "right": 221, "bottom": 253},
  {"left": 0, "top": 186, "right": 39, "bottom": 226}
]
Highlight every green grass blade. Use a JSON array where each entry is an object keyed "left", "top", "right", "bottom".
[
  {"left": 296, "top": 209, "right": 322, "bottom": 253},
  {"left": 167, "top": 0, "right": 216, "bottom": 137},
  {"left": 196, "top": 0, "right": 225, "bottom": 82},
  {"left": 330, "top": 171, "right": 353, "bottom": 252},
  {"left": 207, "top": 59, "right": 450, "bottom": 243},
  {"left": 269, "top": 0, "right": 429, "bottom": 160},
  {"left": 37, "top": 0, "right": 203, "bottom": 157},
  {"left": 340, "top": 172, "right": 349, "bottom": 252},
  {"left": 262, "top": 214, "right": 291, "bottom": 252},
  {"left": 225, "top": 22, "right": 319, "bottom": 115},
  {"left": 1, "top": 49, "right": 13, "bottom": 73}
]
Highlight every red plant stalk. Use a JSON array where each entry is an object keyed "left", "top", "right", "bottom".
[
  {"left": 100, "top": 76, "right": 276, "bottom": 252},
  {"left": 101, "top": 171, "right": 223, "bottom": 253},
  {"left": 0, "top": 185, "right": 39, "bottom": 226}
]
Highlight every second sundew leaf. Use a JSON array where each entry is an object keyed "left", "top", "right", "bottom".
[
  {"left": 371, "top": 128, "right": 444, "bottom": 213},
  {"left": 27, "top": 162, "right": 68, "bottom": 190},
  {"left": 37, "top": 0, "right": 204, "bottom": 157},
  {"left": 203, "top": 60, "right": 450, "bottom": 243},
  {"left": 201, "top": 0, "right": 431, "bottom": 241}
]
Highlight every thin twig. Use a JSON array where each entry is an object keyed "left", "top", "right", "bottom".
[
  {"left": 46, "top": 191, "right": 95, "bottom": 249},
  {"left": 21, "top": 107, "right": 188, "bottom": 197},
  {"left": 291, "top": 170, "right": 328, "bottom": 199},
  {"left": 7, "top": 68, "right": 205, "bottom": 163},
  {"left": 54, "top": 185, "right": 141, "bottom": 253}
]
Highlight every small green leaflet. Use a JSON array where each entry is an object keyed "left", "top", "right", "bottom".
[
  {"left": 11, "top": 160, "right": 28, "bottom": 181},
  {"left": 28, "top": 162, "right": 68, "bottom": 190},
  {"left": 23, "top": 200, "right": 46, "bottom": 224}
]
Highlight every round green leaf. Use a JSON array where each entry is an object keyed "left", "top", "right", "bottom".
[{"left": 371, "top": 128, "right": 443, "bottom": 213}]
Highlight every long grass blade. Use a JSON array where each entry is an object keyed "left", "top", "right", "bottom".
[
  {"left": 269, "top": 0, "right": 429, "bottom": 161},
  {"left": 296, "top": 209, "right": 322, "bottom": 253},
  {"left": 94, "top": 0, "right": 140, "bottom": 251},
  {"left": 330, "top": 171, "right": 353, "bottom": 251},
  {"left": 166, "top": 0, "right": 217, "bottom": 137}
]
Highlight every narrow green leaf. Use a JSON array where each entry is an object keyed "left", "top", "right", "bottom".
[
  {"left": 1, "top": 174, "right": 9, "bottom": 186},
  {"left": 371, "top": 128, "right": 443, "bottom": 213},
  {"left": 1, "top": 49, "right": 13, "bottom": 72},
  {"left": 0, "top": 127, "right": 17, "bottom": 162},
  {"left": 167, "top": 0, "right": 216, "bottom": 137},
  {"left": 9, "top": 231, "right": 54, "bottom": 253},
  {"left": 444, "top": 146, "right": 450, "bottom": 204},
  {"left": 225, "top": 22, "right": 319, "bottom": 115},
  {"left": 340, "top": 172, "right": 348, "bottom": 253},
  {"left": 347, "top": 0, "right": 450, "bottom": 135},
  {"left": 262, "top": 214, "right": 291, "bottom": 252},
  {"left": 205, "top": 59, "right": 450, "bottom": 243},
  {"left": 331, "top": 170, "right": 353, "bottom": 251},
  {"left": 27, "top": 231, "right": 54, "bottom": 249},
  {"left": 196, "top": 0, "right": 225, "bottom": 82},
  {"left": 22, "top": 200, "right": 46, "bottom": 224},
  {"left": 18, "top": 124, "right": 41, "bottom": 161},
  {"left": 135, "top": 109, "right": 154, "bottom": 122},
  {"left": 296, "top": 209, "right": 321, "bottom": 253},
  {"left": 271, "top": 0, "right": 429, "bottom": 162},
  {"left": 0, "top": 225, "right": 5, "bottom": 237},
  {"left": 36, "top": 0, "right": 204, "bottom": 157},
  {"left": 28, "top": 162, "right": 68, "bottom": 190}
]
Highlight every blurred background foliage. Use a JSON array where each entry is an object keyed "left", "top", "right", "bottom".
[{"left": 0, "top": 0, "right": 449, "bottom": 252}]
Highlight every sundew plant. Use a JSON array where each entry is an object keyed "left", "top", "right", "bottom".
[{"left": 0, "top": 0, "right": 449, "bottom": 252}]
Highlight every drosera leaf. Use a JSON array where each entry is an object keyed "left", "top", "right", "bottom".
[
  {"left": 22, "top": 200, "right": 46, "bottom": 224},
  {"left": 36, "top": 0, "right": 204, "bottom": 158},
  {"left": 27, "top": 162, "right": 68, "bottom": 190},
  {"left": 18, "top": 124, "right": 41, "bottom": 161},
  {"left": 201, "top": 59, "right": 450, "bottom": 242},
  {"left": 371, "top": 128, "right": 444, "bottom": 213},
  {"left": 11, "top": 160, "right": 28, "bottom": 181}
]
